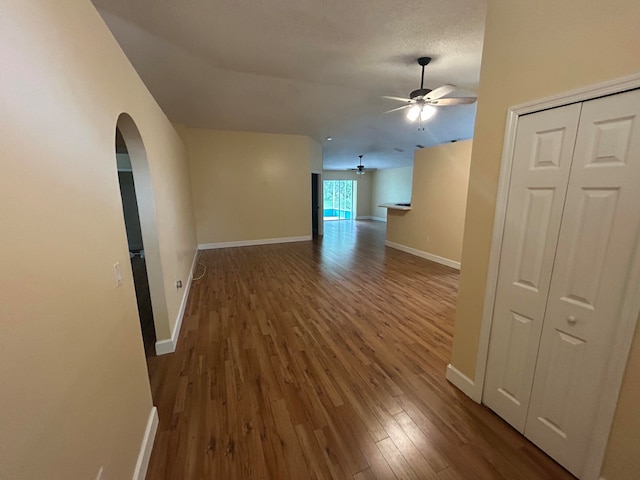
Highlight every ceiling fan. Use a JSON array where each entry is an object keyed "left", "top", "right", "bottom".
[
  {"left": 384, "top": 57, "right": 477, "bottom": 124},
  {"left": 349, "top": 155, "right": 376, "bottom": 175}
]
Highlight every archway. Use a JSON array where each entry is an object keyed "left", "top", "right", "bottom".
[{"left": 115, "top": 113, "right": 170, "bottom": 357}]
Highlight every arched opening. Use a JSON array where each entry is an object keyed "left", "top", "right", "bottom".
[{"left": 115, "top": 113, "right": 169, "bottom": 359}]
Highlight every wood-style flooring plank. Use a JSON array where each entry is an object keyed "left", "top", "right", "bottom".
[{"left": 145, "top": 220, "right": 575, "bottom": 480}]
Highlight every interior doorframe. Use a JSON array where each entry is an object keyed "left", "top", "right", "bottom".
[{"left": 457, "top": 73, "right": 640, "bottom": 480}]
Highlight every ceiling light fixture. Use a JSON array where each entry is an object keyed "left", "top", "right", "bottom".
[
  {"left": 407, "top": 105, "right": 421, "bottom": 122},
  {"left": 348, "top": 154, "right": 377, "bottom": 176},
  {"left": 355, "top": 154, "right": 366, "bottom": 175},
  {"left": 420, "top": 105, "right": 436, "bottom": 121},
  {"left": 325, "top": 136, "right": 333, "bottom": 141},
  {"left": 382, "top": 57, "right": 477, "bottom": 131},
  {"left": 407, "top": 103, "right": 436, "bottom": 123}
]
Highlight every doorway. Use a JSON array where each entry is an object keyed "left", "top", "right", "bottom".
[
  {"left": 115, "top": 113, "right": 170, "bottom": 362},
  {"left": 323, "top": 179, "right": 357, "bottom": 221},
  {"left": 116, "top": 128, "right": 156, "bottom": 357},
  {"left": 311, "top": 173, "right": 320, "bottom": 237}
]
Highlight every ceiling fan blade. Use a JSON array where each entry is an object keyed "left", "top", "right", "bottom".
[
  {"left": 382, "top": 105, "right": 411, "bottom": 114},
  {"left": 428, "top": 97, "right": 477, "bottom": 106},
  {"left": 425, "top": 84, "right": 456, "bottom": 100},
  {"left": 382, "top": 95, "right": 413, "bottom": 103}
]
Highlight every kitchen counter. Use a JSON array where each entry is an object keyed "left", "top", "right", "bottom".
[{"left": 379, "top": 203, "right": 412, "bottom": 211}]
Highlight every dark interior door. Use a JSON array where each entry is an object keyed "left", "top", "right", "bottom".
[{"left": 311, "top": 173, "right": 319, "bottom": 237}]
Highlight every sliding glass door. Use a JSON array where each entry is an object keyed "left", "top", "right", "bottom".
[{"left": 323, "top": 180, "right": 357, "bottom": 221}]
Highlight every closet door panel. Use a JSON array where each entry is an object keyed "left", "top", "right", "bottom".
[
  {"left": 484, "top": 104, "right": 581, "bottom": 431},
  {"left": 525, "top": 89, "right": 640, "bottom": 476}
]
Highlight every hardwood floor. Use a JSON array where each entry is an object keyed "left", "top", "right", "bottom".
[{"left": 145, "top": 220, "right": 575, "bottom": 480}]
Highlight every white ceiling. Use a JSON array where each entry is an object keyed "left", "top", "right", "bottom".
[{"left": 92, "top": 0, "right": 486, "bottom": 170}]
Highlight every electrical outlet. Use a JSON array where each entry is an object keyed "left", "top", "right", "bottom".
[
  {"left": 96, "top": 466, "right": 104, "bottom": 480},
  {"left": 176, "top": 280, "right": 183, "bottom": 289},
  {"left": 113, "top": 262, "right": 122, "bottom": 288}
]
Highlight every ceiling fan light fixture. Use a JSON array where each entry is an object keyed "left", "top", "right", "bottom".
[
  {"left": 355, "top": 154, "right": 366, "bottom": 175},
  {"left": 384, "top": 57, "right": 476, "bottom": 127},
  {"left": 407, "top": 104, "right": 436, "bottom": 123},
  {"left": 407, "top": 105, "right": 421, "bottom": 121},
  {"left": 420, "top": 105, "right": 436, "bottom": 121}
]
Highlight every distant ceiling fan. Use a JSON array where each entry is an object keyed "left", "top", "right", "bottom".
[
  {"left": 384, "top": 57, "right": 477, "bottom": 125},
  {"left": 349, "top": 155, "right": 376, "bottom": 175}
]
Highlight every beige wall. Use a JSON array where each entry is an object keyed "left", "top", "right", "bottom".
[
  {"left": 322, "top": 170, "right": 372, "bottom": 219},
  {"left": 451, "top": 1, "right": 640, "bottom": 478},
  {"left": 371, "top": 166, "right": 413, "bottom": 220},
  {"left": 386, "top": 142, "right": 471, "bottom": 263},
  {"left": 309, "top": 138, "right": 323, "bottom": 173},
  {"left": 183, "top": 128, "right": 314, "bottom": 244},
  {"left": 0, "top": 1, "right": 197, "bottom": 479}
]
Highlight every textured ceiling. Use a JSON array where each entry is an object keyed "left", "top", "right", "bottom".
[{"left": 92, "top": 0, "right": 486, "bottom": 169}]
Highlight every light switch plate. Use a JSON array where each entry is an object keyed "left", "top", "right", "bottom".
[{"left": 113, "top": 262, "right": 122, "bottom": 288}]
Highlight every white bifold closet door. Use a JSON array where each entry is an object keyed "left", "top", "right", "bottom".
[
  {"left": 485, "top": 88, "right": 640, "bottom": 477},
  {"left": 484, "top": 103, "right": 582, "bottom": 429}
]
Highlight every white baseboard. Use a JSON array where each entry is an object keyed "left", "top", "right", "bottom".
[
  {"left": 156, "top": 338, "right": 176, "bottom": 355},
  {"left": 356, "top": 216, "right": 372, "bottom": 220},
  {"left": 154, "top": 338, "right": 174, "bottom": 355},
  {"left": 384, "top": 240, "right": 461, "bottom": 270},
  {"left": 446, "top": 364, "right": 480, "bottom": 403},
  {"left": 371, "top": 216, "right": 387, "bottom": 222},
  {"left": 198, "top": 235, "right": 311, "bottom": 250},
  {"left": 132, "top": 407, "right": 158, "bottom": 480},
  {"left": 155, "top": 249, "right": 198, "bottom": 355}
]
